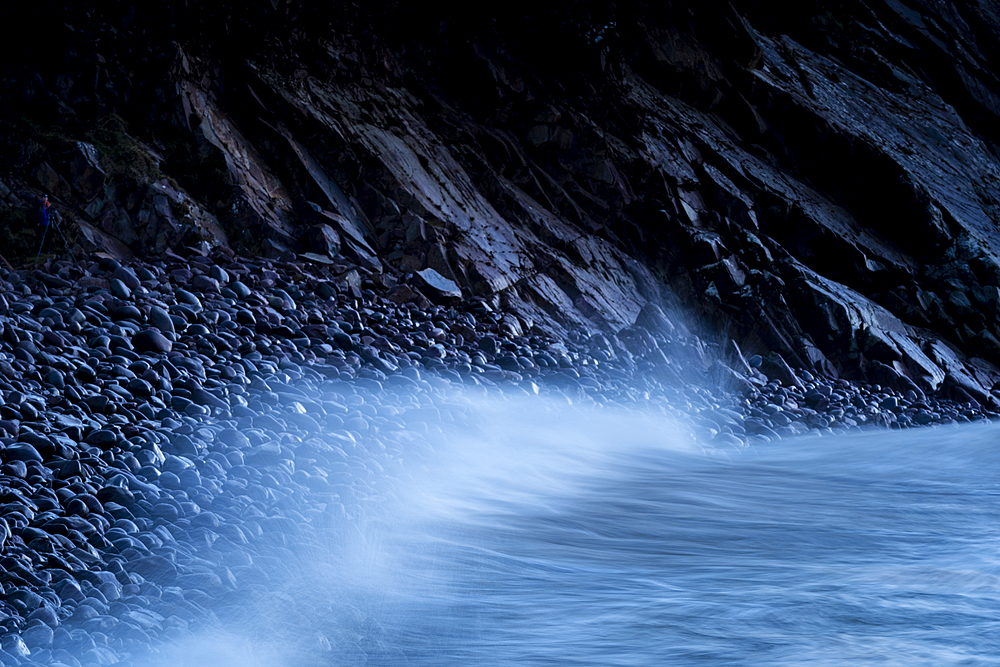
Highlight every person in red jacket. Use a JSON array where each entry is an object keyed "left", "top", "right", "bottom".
[{"left": 36, "top": 194, "right": 51, "bottom": 225}]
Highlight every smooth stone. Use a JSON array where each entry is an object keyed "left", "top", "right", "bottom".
[
  {"left": 56, "top": 580, "right": 85, "bottom": 604},
  {"left": 132, "top": 329, "right": 172, "bottom": 354},
  {"left": 148, "top": 305, "right": 175, "bottom": 337},
  {"left": 230, "top": 281, "right": 252, "bottom": 299},
  {"left": 880, "top": 396, "right": 899, "bottom": 410},
  {"left": 26, "top": 606, "right": 58, "bottom": 628},
  {"left": 124, "top": 556, "right": 177, "bottom": 584},
  {"left": 41, "top": 330, "right": 66, "bottom": 348},
  {"left": 1, "top": 635, "right": 30, "bottom": 658},
  {"left": 176, "top": 289, "right": 202, "bottom": 311},
  {"left": 235, "top": 310, "right": 256, "bottom": 325},
  {"left": 332, "top": 332, "right": 355, "bottom": 351},
  {"left": 9, "top": 588, "right": 45, "bottom": 610},
  {"left": 84, "top": 430, "right": 118, "bottom": 449},
  {"left": 495, "top": 355, "right": 521, "bottom": 371},
  {"left": 112, "top": 267, "right": 141, "bottom": 290},
  {"left": 5, "top": 443, "right": 43, "bottom": 462},
  {"left": 803, "top": 389, "right": 828, "bottom": 409},
  {"left": 109, "top": 279, "right": 131, "bottom": 300},
  {"left": 127, "top": 378, "right": 154, "bottom": 397},
  {"left": 190, "top": 512, "right": 220, "bottom": 529},
  {"left": 96, "top": 486, "right": 135, "bottom": 507},
  {"left": 112, "top": 305, "right": 143, "bottom": 322},
  {"left": 177, "top": 468, "right": 201, "bottom": 487},
  {"left": 2, "top": 461, "right": 27, "bottom": 477},
  {"left": 216, "top": 429, "right": 250, "bottom": 448},
  {"left": 0, "top": 420, "right": 19, "bottom": 437},
  {"left": 65, "top": 497, "right": 90, "bottom": 517},
  {"left": 150, "top": 503, "right": 179, "bottom": 522},
  {"left": 45, "top": 369, "right": 65, "bottom": 389},
  {"left": 210, "top": 265, "right": 230, "bottom": 284},
  {"left": 75, "top": 364, "right": 97, "bottom": 382},
  {"left": 191, "top": 275, "right": 221, "bottom": 293},
  {"left": 167, "top": 434, "right": 199, "bottom": 457},
  {"left": 19, "top": 401, "right": 40, "bottom": 421},
  {"left": 189, "top": 386, "right": 227, "bottom": 410},
  {"left": 769, "top": 411, "right": 792, "bottom": 427},
  {"left": 83, "top": 394, "right": 110, "bottom": 412},
  {"left": 157, "top": 471, "right": 182, "bottom": 490}
]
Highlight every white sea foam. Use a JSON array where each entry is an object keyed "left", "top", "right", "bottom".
[{"left": 127, "top": 393, "right": 1000, "bottom": 666}]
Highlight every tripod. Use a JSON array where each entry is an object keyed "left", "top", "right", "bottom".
[{"left": 35, "top": 212, "right": 77, "bottom": 265}]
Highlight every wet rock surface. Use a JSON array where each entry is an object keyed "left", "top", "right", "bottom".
[{"left": 0, "top": 248, "right": 995, "bottom": 665}]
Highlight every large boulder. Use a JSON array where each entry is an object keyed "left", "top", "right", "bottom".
[
  {"left": 33, "top": 162, "right": 73, "bottom": 200},
  {"left": 304, "top": 223, "right": 341, "bottom": 257},
  {"left": 866, "top": 360, "right": 924, "bottom": 400},
  {"left": 413, "top": 268, "right": 461, "bottom": 304}
]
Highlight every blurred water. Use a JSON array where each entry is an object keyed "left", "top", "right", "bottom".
[
  {"left": 347, "top": 399, "right": 1000, "bottom": 666},
  {"left": 144, "top": 397, "right": 1000, "bottom": 666}
]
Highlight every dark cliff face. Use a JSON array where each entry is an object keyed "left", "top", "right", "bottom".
[{"left": 3, "top": 0, "right": 1000, "bottom": 401}]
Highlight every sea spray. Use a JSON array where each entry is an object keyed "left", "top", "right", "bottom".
[{"left": 130, "top": 392, "right": 1000, "bottom": 666}]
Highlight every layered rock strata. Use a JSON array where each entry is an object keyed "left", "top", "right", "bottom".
[{"left": 4, "top": 1, "right": 1000, "bottom": 402}]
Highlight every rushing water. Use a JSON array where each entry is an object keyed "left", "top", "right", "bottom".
[
  {"left": 349, "top": 399, "right": 1000, "bottom": 666},
  {"left": 151, "top": 396, "right": 1000, "bottom": 666}
]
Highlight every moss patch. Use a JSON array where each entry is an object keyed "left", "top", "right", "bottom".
[
  {"left": 84, "top": 114, "right": 162, "bottom": 184},
  {"left": 0, "top": 111, "right": 162, "bottom": 188}
]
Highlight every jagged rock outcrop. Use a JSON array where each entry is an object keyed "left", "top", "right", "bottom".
[{"left": 3, "top": 0, "right": 1000, "bottom": 401}]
